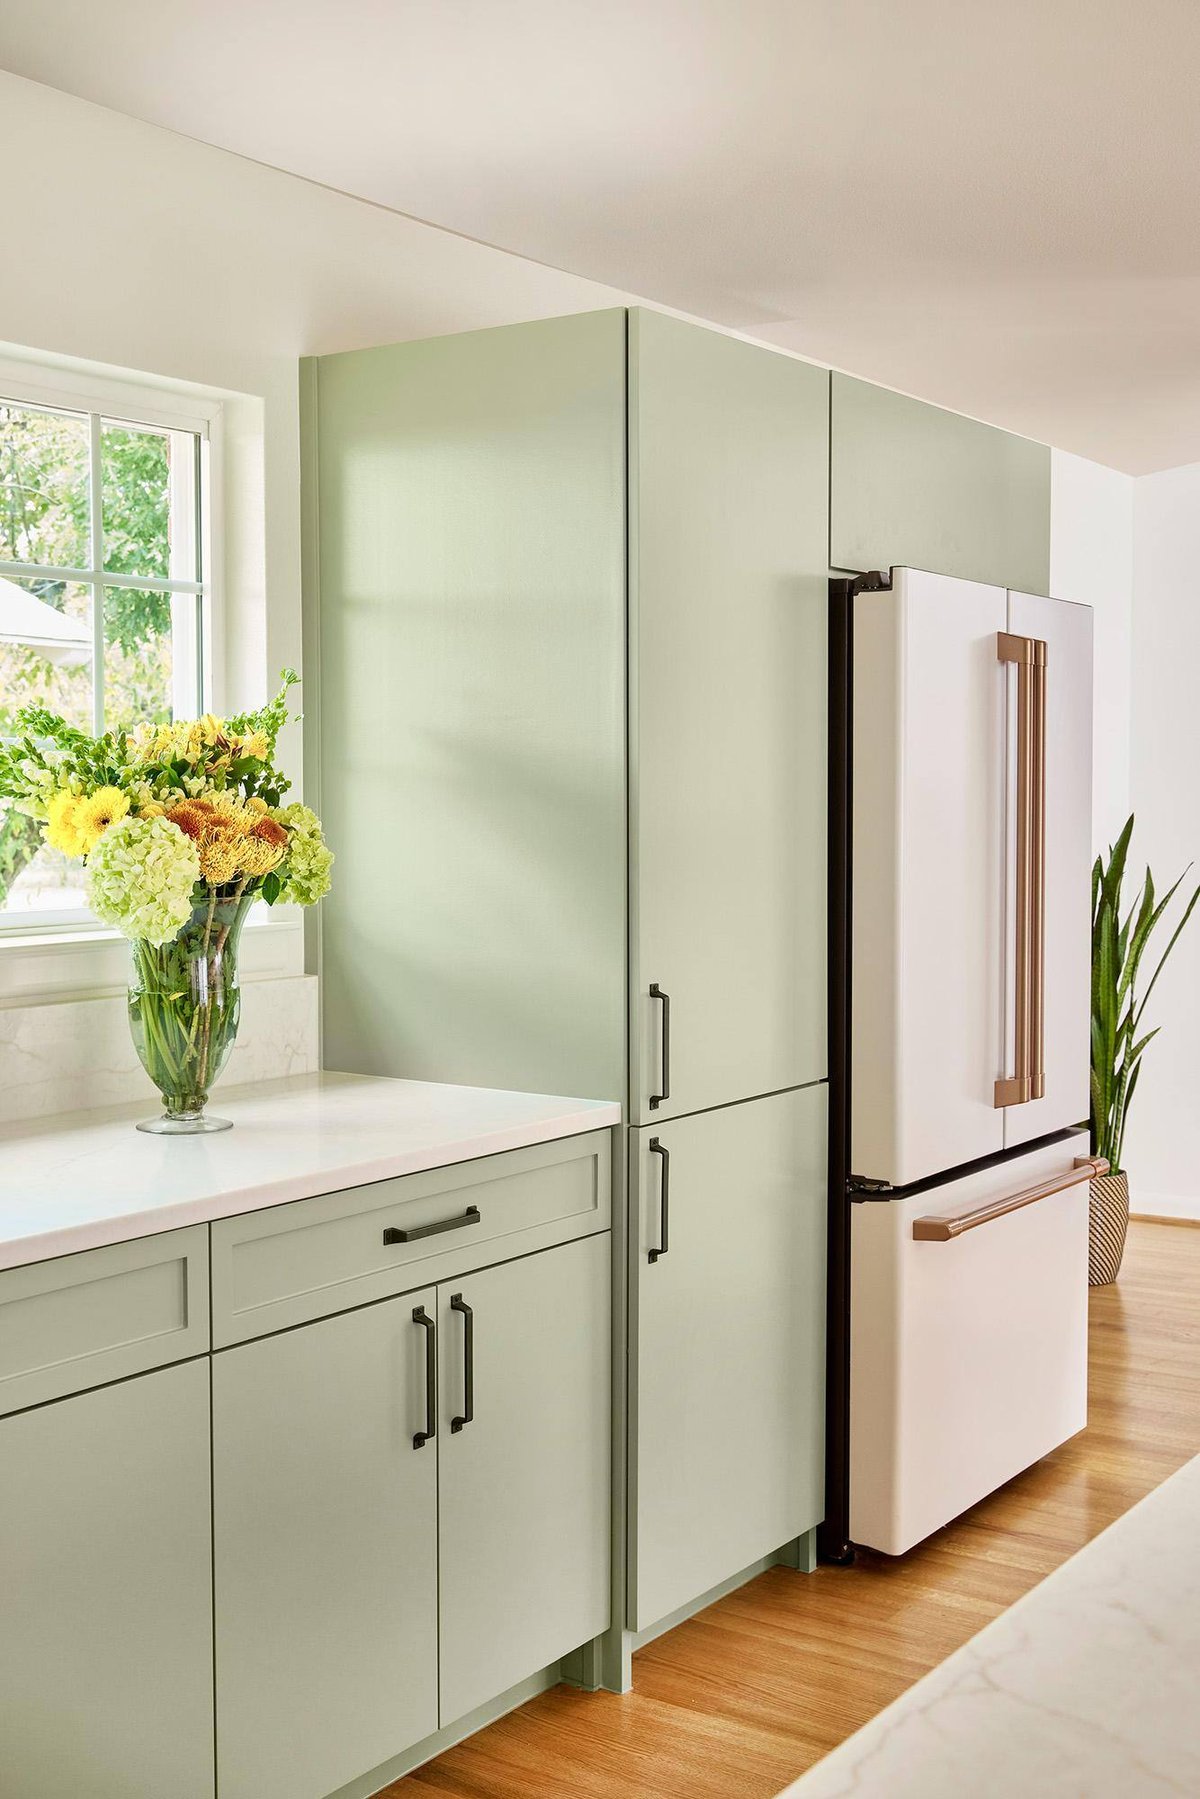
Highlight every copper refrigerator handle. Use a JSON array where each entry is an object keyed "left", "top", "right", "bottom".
[
  {"left": 995, "top": 631, "right": 1048, "bottom": 1109},
  {"left": 1030, "top": 645, "right": 1047, "bottom": 1099},
  {"left": 913, "top": 1156, "right": 1107, "bottom": 1241}
]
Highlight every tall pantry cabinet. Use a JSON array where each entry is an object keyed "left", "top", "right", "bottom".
[{"left": 303, "top": 307, "right": 829, "bottom": 1654}]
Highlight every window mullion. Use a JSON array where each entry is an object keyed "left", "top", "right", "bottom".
[
  {"left": 193, "top": 431, "right": 205, "bottom": 713},
  {"left": 87, "top": 410, "right": 105, "bottom": 734},
  {"left": 0, "top": 558, "right": 203, "bottom": 596}
]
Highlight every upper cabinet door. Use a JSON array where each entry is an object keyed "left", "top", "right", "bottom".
[
  {"left": 852, "top": 569, "right": 1008, "bottom": 1186},
  {"left": 830, "top": 374, "right": 1051, "bottom": 594},
  {"left": 1003, "top": 591, "right": 1093, "bottom": 1148},
  {"left": 309, "top": 310, "right": 627, "bottom": 1104},
  {"left": 629, "top": 310, "right": 829, "bottom": 1124}
]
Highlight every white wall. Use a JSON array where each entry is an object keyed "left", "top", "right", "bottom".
[
  {"left": 1126, "top": 464, "right": 1200, "bottom": 1219},
  {"left": 1049, "top": 449, "right": 1134, "bottom": 854}
]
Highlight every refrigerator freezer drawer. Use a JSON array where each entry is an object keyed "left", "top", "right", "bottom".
[{"left": 849, "top": 1139, "right": 1090, "bottom": 1556}]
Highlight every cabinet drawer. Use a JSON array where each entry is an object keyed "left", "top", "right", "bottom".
[
  {"left": 211, "top": 1130, "right": 611, "bottom": 1346},
  {"left": 0, "top": 1226, "right": 209, "bottom": 1417}
]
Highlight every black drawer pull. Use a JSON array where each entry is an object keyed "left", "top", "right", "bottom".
[
  {"left": 412, "top": 1306, "right": 436, "bottom": 1449},
  {"left": 384, "top": 1204, "right": 481, "bottom": 1246},
  {"left": 649, "top": 982, "right": 671, "bottom": 1110},
  {"left": 450, "top": 1294, "right": 474, "bottom": 1432},
  {"left": 649, "top": 1137, "right": 670, "bottom": 1263}
]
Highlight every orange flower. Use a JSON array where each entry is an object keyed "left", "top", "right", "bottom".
[
  {"left": 252, "top": 816, "right": 288, "bottom": 850},
  {"left": 165, "top": 802, "right": 210, "bottom": 842}
]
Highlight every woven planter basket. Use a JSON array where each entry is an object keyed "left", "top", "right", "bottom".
[{"left": 1089, "top": 1170, "right": 1129, "bottom": 1287}]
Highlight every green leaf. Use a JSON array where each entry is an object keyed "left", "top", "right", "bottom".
[
  {"left": 261, "top": 872, "right": 281, "bottom": 906},
  {"left": 1114, "top": 1059, "right": 1142, "bottom": 1173},
  {"left": 1101, "top": 815, "right": 1135, "bottom": 916},
  {"left": 1091, "top": 816, "right": 1200, "bottom": 1172},
  {"left": 1120, "top": 868, "right": 1186, "bottom": 1006},
  {"left": 1134, "top": 878, "right": 1200, "bottom": 1031}
]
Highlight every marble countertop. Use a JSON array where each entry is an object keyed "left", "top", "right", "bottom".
[
  {"left": 781, "top": 1453, "right": 1200, "bottom": 1797},
  {"left": 0, "top": 1071, "right": 621, "bottom": 1270}
]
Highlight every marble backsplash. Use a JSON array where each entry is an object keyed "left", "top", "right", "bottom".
[{"left": 0, "top": 975, "right": 319, "bottom": 1124}]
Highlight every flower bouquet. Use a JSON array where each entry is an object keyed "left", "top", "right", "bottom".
[{"left": 0, "top": 671, "right": 332, "bottom": 1133}]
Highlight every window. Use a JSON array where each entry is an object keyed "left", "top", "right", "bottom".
[{"left": 0, "top": 376, "right": 212, "bottom": 928}]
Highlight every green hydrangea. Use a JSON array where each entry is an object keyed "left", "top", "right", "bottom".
[
  {"left": 86, "top": 815, "right": 201, "bottom": 946},
  {"left": 274, "top": 803, "right": 334, "bottom": 907}
]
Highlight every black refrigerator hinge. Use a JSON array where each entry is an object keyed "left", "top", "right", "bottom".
[
  {"left": 849, "top": 569, "right": 893, "bottom": 596},
  {"left": 848, "top": 1175, "right": 893, "bottom": 1198}
]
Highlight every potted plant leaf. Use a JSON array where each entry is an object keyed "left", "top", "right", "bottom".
[{"left": 1090, "top": 816, "right": 1200, "bottom": 1283}]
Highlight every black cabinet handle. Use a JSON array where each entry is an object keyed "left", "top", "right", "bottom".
[
  {"left": 450, "top": 1294, "right": 474, "bottom": 1432},
  {"left": 649, "top": 1137, "right": 670, "bottom": 1263},
  {"left": 649, "top": 983, "right": 671, "bottom": 1110},
  {"left": 412, "top": 1306, "right": 436, "bottom": 1449},
  {"left": 384, "top": 1204, "right": 481, "bottom": 1245}
]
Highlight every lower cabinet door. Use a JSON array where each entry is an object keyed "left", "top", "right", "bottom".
[
  {"left": 213, "top": 1291, "right": 439, "bottom": 1799},
  {"left": 0, "top": 1359, "right": 214, "bottom": 1799},
  {"left": 630, "top": 1085, "right": 827, "bottom": 1631},
  {"left": 437, "top": 1233, "right": 610, "bottom": 1724}
]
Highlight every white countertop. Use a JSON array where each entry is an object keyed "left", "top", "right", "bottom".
[
  {"left": 781, "top": 1452, "right": 1200, "bottom": 1797},
  {"left": 0, "top": 1072, "right": 621, "bottom": 1270}
]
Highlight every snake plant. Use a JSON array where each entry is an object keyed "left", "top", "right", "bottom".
[{"left": 1092, "top": 816, "right": 1200, "bottom": 1173}]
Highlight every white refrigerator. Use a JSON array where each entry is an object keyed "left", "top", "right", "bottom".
[{"left": 827, "top": 567, "right": 1100, "bottom": 1559}]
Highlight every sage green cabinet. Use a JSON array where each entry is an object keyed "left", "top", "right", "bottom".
[
  {"left": 830, "top": 372, "right": 1051, "bottom": 593},
  {"left": 213, "top": 1289, "right": 440, "bottom": 1799},
  {"left": 213, "top": 1235, "right": 610, "bottom": 1797},
  {"left": 305, "top": 307, "right": 830, "bottom": 1122},
  {"left": 628, "top": 310, "right": 829, "bottom": 1123},
  {"left": 628, "top": 1085, "right": 826, "bottom": 1632},
  {"left": 437, "top": 1232, "right": 610, "bottom": 1723},
  {"left": 307, "top": 310, "right": 627, "bottom": 1104},
  {"left": 0, "top": 1359, "right": 214, "bottom": 1799}
]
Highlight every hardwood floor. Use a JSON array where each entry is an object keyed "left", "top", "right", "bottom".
[{"left": 393, "top": 1219, "right": 1200, "bottom": 1798}]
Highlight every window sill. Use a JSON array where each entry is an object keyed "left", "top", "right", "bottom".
[{"left": 0, "top": 909, "right": 306, "bottom": 1007}]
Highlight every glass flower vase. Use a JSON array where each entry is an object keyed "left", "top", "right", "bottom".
[{"left": 129, "top": 887, "right": 254, "bottom": 1134}]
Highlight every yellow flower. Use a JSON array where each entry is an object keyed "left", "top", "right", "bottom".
[
  {"left": 208, "top": 792, "right": 255, "bottom": 835},
  {"left": 199, "top": 836, "right": 240, "bottom": 885},
  {"left": 245, "top": 796, "right": 269, "bottom": 816},
  {"left": 236, "top": 835, "right": 285, "bottom": 878},
  {"left": 46, "top": 791, "right": 87, "bottom": 858},
  {"left": 242, "top": 731, "right": 269, "bottom": 761},
  {"left": 76, "top": 787, "right": 130, "bottom": 853},
  {"left": 199, "top": 713, "right": 228, "bottom": 747},
  {"left": 139, "top": 800, "right": 166, "bottom": 820},
  {"left": 233, "top": 815, "right": 288, "bottom": 878}
]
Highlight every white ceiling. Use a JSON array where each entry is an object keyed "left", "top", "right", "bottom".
[{"left": 2, "top": 0, "right": 1199, "bottom": 473}]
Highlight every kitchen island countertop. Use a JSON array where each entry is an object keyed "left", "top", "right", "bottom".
[{"left": 781, "top": 1450, "right": 1200, "bottom": 1797}]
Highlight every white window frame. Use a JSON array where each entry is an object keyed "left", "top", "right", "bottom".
[
  {"left": 0, "top": 353, "right": 305, "bottom": 1006},
  {"left": 0, "top": 355, "right": 223, "bottom": 939}
]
